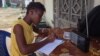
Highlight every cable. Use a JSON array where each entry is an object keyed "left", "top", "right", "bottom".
[{"left": 85, "top": 0, "right": 89, "bottom": 37}]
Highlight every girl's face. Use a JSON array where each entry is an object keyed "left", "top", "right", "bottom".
[{"left": 30, "top": 9, "right": 44, "bottom": 25}]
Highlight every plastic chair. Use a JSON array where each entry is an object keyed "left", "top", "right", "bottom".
[{"left": 0, "top": 30, "right": 10, "bottom": 56}]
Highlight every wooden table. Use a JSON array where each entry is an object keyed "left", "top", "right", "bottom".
[
  {"left": 37, "top": 28, "right": 100, "bottom": 56},
  {"left": 48, "top": 28, "right": 100, "bottom": 56},
  {"left": 49, "top": 40, "right": 90, "bottom": 56}
]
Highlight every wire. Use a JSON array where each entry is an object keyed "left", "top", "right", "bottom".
[{"left": 85, "top": 0, "right": 89, "bottom": 37}]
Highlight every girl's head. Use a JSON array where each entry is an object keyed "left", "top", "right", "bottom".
[{"left": 26, "top": 2, "right": 46, "bottom": 25}]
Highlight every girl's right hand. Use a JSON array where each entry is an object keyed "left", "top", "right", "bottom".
[{"left": 46, "top": 33, "right": 56, "bottom": 42}]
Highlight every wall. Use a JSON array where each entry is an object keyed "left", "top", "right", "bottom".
[
  {"left": 45, "top": 0, "right": 54, "bottom": 27},
  {"left": 34, "top": 0, "right": 45, "bottom": 4},
  {"left": 34, "top": 0, "right": 100, "bottom": 28},
  {"left": 25, "top": 0, "right": 32, "bottom": 7},
  {"left": 35, "top": 0, "right": 54, "bottom": 28},
  {"left": 94, "top": 0, "right": 100, "bottom": 7},
  {"left": 2, "top": 0, "right": 5, "bottom": 7}
]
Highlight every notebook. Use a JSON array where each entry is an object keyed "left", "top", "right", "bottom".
[{"left": 35, "top": 39, "right": 64, "bottom": 55}]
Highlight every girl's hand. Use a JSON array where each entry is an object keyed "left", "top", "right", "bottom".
[{"left": 46, "top": 33, "right": 56, "bottom": 42}]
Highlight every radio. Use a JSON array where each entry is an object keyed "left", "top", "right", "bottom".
[{"left": 70, "top": 32, "right": 90, "bottom": 52}]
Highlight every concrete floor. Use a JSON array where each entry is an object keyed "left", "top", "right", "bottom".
[{"left": 0, "top": 8, "right": 23, "bottom": 32}]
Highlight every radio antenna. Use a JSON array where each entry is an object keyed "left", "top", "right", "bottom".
[{"left": 85, "top": 0, "right": 89, "bottom": 38}]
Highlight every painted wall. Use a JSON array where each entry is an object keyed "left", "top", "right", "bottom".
[
  {"left": 94, "top": 0, "right": 100, "bottom": 7},
  {"left": 2, "top": 0, "right": 5, "bottom": 7},
  {"left": 35, "top": 0, "right": 54, "bottom": 27},
  {"left": 45, "top": 0, "right": 54, "bottom": 27},
  {"left": 25, "top": 0, "right": 32, "bottom": 7},
  {"left": 34, "top": 0, "right": 100, "bottom": 28},
  {"left": 34, "top": 0, "right": 45, "bottom": 4}
]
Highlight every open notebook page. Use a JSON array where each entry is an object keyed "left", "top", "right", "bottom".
[{"left": 35, "top": 39, "right": 64, "bottom": 55}]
